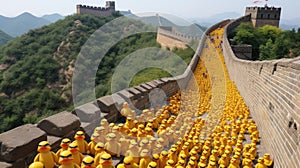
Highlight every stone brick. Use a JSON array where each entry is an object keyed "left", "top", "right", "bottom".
[
  {"left": 37, "top": 111, "right": 81, "bottom": 137},
  {"left": 0, "top": 124, "right": 46, "bottom": 162},
  {"left": 152, "top": 79, "right": 164, "bottom": 87},
  {"left": 127, "top": 87, "right": 141, "bottom": 96},
  {"left": 145, "top": 81, "right": 157, "bottom": 88},
  {"left": 134, "top": 85, "right": 147, "bottom": 93},
  {"left": 97, "top": 95, "right": 115, "bottom": 113},
  {"left": 140, "top": 83, "right": 152, "bottom": 90},
  {"left": 73, "top": 103, "right": 101, "bottom": 122}
]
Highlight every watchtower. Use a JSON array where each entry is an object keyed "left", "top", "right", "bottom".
[
  {"left": 245, "top": 6, "right": 281, "bottom": 27},
  {"left": 76, "top": 1, "right": 116, "bottom": 17}
]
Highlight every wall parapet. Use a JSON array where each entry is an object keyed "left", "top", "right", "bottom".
[{"left": 223, "top": 15, "right": 300, "bottom": 167}]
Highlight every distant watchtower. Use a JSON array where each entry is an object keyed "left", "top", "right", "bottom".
[
  {"left": 245, "top": 6, "right": 281, "bottom": 27},
  {"left": 76, "top": 1, "right": 116, "bottom": 17}
]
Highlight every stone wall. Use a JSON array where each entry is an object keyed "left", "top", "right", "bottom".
[
  {"left": 156, "top": 33, "right": 188, "bottom": 50},
  {"left": 223, "top": 15, "right": 300, "bottom": 167}
]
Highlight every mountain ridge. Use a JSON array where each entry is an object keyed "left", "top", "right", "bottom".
[{"left": 0, "top": 12, "right": 65, "bottom": 37}]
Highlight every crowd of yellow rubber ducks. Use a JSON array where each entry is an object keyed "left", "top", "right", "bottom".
[{"left": 29, "top": 26, "right": 274, "bottom": 168}]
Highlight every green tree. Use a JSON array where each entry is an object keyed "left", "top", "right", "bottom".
[{"left": 259, "top": 39, "right": 276, "bottom": 60}]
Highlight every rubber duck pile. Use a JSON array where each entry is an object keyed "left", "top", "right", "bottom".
[{"left": 29, "top": 26, "right": 274, "bottom": 168}]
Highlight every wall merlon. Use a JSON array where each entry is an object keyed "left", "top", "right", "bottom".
[
  {"left": 126, "top": 87, "right": 142, "bottom": 97},
  {"left": 72, "top": 103, "right": 101, "bottom": 122},
  {"left": 0, "top": 124, "right": 47, "bottom": 162},
  {"left": 96, "top": 95, "right": 119, "bottom": 113},
  {"left": 37, "top": 111, "right": 81, "bottom": 137}
]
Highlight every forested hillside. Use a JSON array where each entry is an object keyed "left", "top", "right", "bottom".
[
  {"left": 0, "top": 30, "right": 13, "bottom": 46},
  {"left": 0, "top": 13, "right": 195, "bottom": 132},
  {"left": 231, "top": 22, "right": 300, "bottom": 60}
]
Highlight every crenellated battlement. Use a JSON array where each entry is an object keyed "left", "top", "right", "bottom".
[
  {"left": 245, "top": 5, "right": 281, "bottom": 27},
  {"left": 76, "top": 1, "right": 115, "bottom": 17}
]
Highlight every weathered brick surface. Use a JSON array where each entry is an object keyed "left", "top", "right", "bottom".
[
  {"left": 0, "top": 124, "right": 46, "bottom": 162},
  {"left": 37, "top": 111, "right": 81, "bottom": 137},
  {"left": 223, "top": 16, "right": 300, "bottom": 167}
]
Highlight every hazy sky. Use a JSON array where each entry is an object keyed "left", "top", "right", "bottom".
[{"left": 0, "top": 0, "right": 298, "bottom": 20}]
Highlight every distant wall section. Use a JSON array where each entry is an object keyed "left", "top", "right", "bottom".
[
  {"left": 77, "top": 1, "right": 115, "bottom": 17},
  {"left": 156, "top": 26, "right": 200, "bottom": 50}
]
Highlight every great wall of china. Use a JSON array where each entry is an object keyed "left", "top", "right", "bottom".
[{"left": 0, "top": 13, "right": 299, "bottom": 167}]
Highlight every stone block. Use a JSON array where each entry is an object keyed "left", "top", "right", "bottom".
[
  {"left": 127, "top": 87, "right": 141, "bottom": 96},
  {"left": 134, "top": 85, "right": 147, "bottom": 93},
  {"left": 0, "top": 124, "right": 46, "bottom": 162},
  {"left": 145, "top": 81, "right": 157, "bottom": 88},
  {"left": 140, "top": 83, "right": 152, "bottom": 90},
  {"left": 117, "top": 89, "right": 134, "bottom": 101},
  {"left": 37, "top": 111, "right": 81, "bottom": 137},
  {"left": 73, "top": 103, "right": 101, "bottom": 122},
  {"left": 152, "top": 79, "right": 164, "bottom": 87},
  {"left": 97, "top": 95, "right": 115, "bottom": 113}
]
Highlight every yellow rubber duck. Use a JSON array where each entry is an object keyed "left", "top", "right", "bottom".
[
  {"left": 68, "top": 142, "right": 84, "bottom": 166},
  {"left": 167, "top": 147, "right": 178, "bottom": 163},
  {"left": 125, "top": 140, "right": 140, "bottom": 165},
  {"left": 206, "top": 161, "right": 217, "bottom": 168},
  {"left": 56, "top": 138, "right": 71, "bottom": 159},
  {"left": 139, "top": 149, "right": 151, "bottom": 168},
  {"left": 94, "top": 142, "right": 107, "bottom": 166},
  {"left": 159, "top": 150, "right": 168, "bottom": 168},
  {"left": 81, "top": 155, "right": 95, "bottom": 168},
  {"left": 227, "top": 158, "right": 240, "bottom": 168},
  {"left": 119, "top": 138, "right": 130, "bottom": 156},
  {"left": 139, "top": 139, "right": 150, "bottom": 153},
  {"left": 125, "top": 117, "right": 135, "bottom": 130},
  {"left": 94, "top": 126, "right": 107, "bottom": 144},
  {"left": 34, "top": 141, "right": 58, "bottom": 168},
  {"left": 263, "top": 153, "right": 273, "bottom": 167},
  {"left": 58, "top": 150, "right": 80, "bottom": 168},
  {"left": 146, "top": 161, "right": 157, "bottom": 168},
  {"left": 243, "top": 158, "right": 253, "bottom": 168},
  {"left": 73, "top": 131, "right": 89, "bottom": 154},
  {"left": 151, "top": 153, "right": 160, "bottom": 168},
  {"left": 186, "top": 160, "right": 196, "bottom": 168},
  {"left": 255, "top": 158, "right": 267, "bottom": 168},
  {"left": 121, "top": 102, "right": 133, "bottom": 117},
  {"left": 89, "top": 133, "right": 100, "bottom": 156},
  {"left": 116, "top": 156, "right": 138, "bottom": 168},
  {"left": 242, "top": 153, "right": 251, "bottom": 166},
  {"left": 175, "top": 159, "right": 185, "bottom": 167},
  {"left": 105, "top": 133, "right": 121, "bottom": 157},
  {"left": 96, "top": 153, "right": 114, "bottom": 168},
  {"left": 29, "top": 162, "right": 44, "bottom": 168}
]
